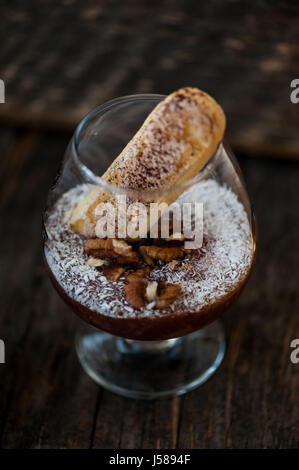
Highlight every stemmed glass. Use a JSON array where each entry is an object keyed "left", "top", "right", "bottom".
[{"left": 43, "top": 94, "right": 256, "bottom": 399}]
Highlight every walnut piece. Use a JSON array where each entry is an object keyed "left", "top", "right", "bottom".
[
  {"left": 139, "top": 245, "right": 185, "bottom": 264},
  {"left": 102, "top": 265, "right": 125, "bottom": 281},
  {"left": 84, "top": 239, "right": 182, "bottom": 309},
  {"left": 139, "top": 246, "right": 154, "bottom": 265},
  {"left": 125, "top": 279, "right": 147, "bottom": 310},
  {"left": 155, "top": 283, "right": 181, "bottom": 309},
  {"left": 112, "top": 239, "right": 131, "bottom": 254},
  {"left": 84, "top": 238, "right": 113, "bottom": 256},
  {"left": 125, "top": 267, "right": 151, "bottom": 282},
  {"left": 125, "top": 266, "right": 181, "bottom": 310},
  {"left": 84, "top": 238, "right": 138, "bottom": 264}
]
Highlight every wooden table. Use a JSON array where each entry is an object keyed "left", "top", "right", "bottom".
[
  {"left": 1, "top": 1, "right": 299, "bottom": 159},
  {"left": 0, "top": 127, "right": 298, "bottom": 449}
]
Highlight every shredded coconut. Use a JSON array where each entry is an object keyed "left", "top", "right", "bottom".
[{"left": 44, "top": 180, "right": 254, "bottom": 318}]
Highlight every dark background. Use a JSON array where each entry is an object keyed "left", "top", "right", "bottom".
[{"left": 0, "top": 0, "right": 299, "bottom": 449}]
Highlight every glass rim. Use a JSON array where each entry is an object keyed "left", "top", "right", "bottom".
[{"left": 72, "top": 93, "right": 222, "bottom": 198}]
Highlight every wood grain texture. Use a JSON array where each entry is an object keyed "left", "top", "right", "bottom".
[
  {"left": 0, "top": 1, "right": 299, "bottom": 158},
  {"left": 0, "top": 127, "right": 298, "bottom": 449}
]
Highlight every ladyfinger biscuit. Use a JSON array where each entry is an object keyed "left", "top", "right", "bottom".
[{"left": 70, "top": 87, "right": 226, "bottom": 237}]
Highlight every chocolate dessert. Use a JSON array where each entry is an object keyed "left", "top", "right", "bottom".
[{"left": 43, "top": 87, "right": 255, "bottom": 340}]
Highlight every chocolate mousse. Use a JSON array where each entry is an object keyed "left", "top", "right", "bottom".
[{"left": 43, "top": 87, "right": 255, "bottom": 340}]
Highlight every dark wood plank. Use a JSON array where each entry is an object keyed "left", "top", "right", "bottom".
[
  {"left": 0, "top": 129, "right": 99, "bottom": 449},
  {"left": 1, "top": 2, "right": 299, "bottom": 158},
  {"left": 92, "top": 393, "right": 181, "bottom": 449},
  {"left": 141, "top": 397, "right": 181, "bottom": 449}
]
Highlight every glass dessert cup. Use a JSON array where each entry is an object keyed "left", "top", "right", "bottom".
[{"left": 43, "top": 94, "right": 256, "bottom": 399}]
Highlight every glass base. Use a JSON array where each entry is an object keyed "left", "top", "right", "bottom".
[{"left": 75, "top": 320, "right": 226, "bottom": 399}]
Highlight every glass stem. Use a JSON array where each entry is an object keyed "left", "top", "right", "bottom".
[{"left": 117, "top": 337, "right": 181, "bottom": 354}]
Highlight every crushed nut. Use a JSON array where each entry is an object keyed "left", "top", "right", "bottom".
[
  {"left": 84, "top": 238, "right": 113, "bottom": 256},
  {"left": 139, "top": 245, "right": 154, "bottom": 265},
  {"left": 112, "top": 239, "right": 131, "bottom": 254},
  {"left": 125, "top": 266, "right": 181, "bottom": 310},
  {"left": 84, "top": 238, "right": 138, "bottom": 264},
  {"left": 125, "top": 279, "right": 147, "bottom": 310},
  {"left": 84, "top": 239, "right": 182, "bottom": 309},
  {"left": 145, "top": 281, "right": 158, "bottom": 302},
  {"left": 155, "top": 283, "right": 181, "bottom": 309},
  {"left": 119, "top": 251, "right": 139, "bottom": 264},
  {"left": 102, "top": 265, "right": 125, "bottom": 281},
  {"left": 86, "top": 257, "right": 107, "bottom": 268},
  {"left": 139, "top": 245, "right": 185, "bottom": 264},
  {"left": 125, "top": 267, "right": 151, "bottom": 282}
]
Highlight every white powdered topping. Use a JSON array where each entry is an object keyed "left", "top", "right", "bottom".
[{"left": 44, "top": 181, "right": 254, "bottom": 318}]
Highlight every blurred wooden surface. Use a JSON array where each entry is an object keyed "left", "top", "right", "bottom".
[
  {"left": 0, "top": 126, "right": 298, "bottom": 449},
  {"left": 1, "top": 1, "right": 299, "bottom": 158}
]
